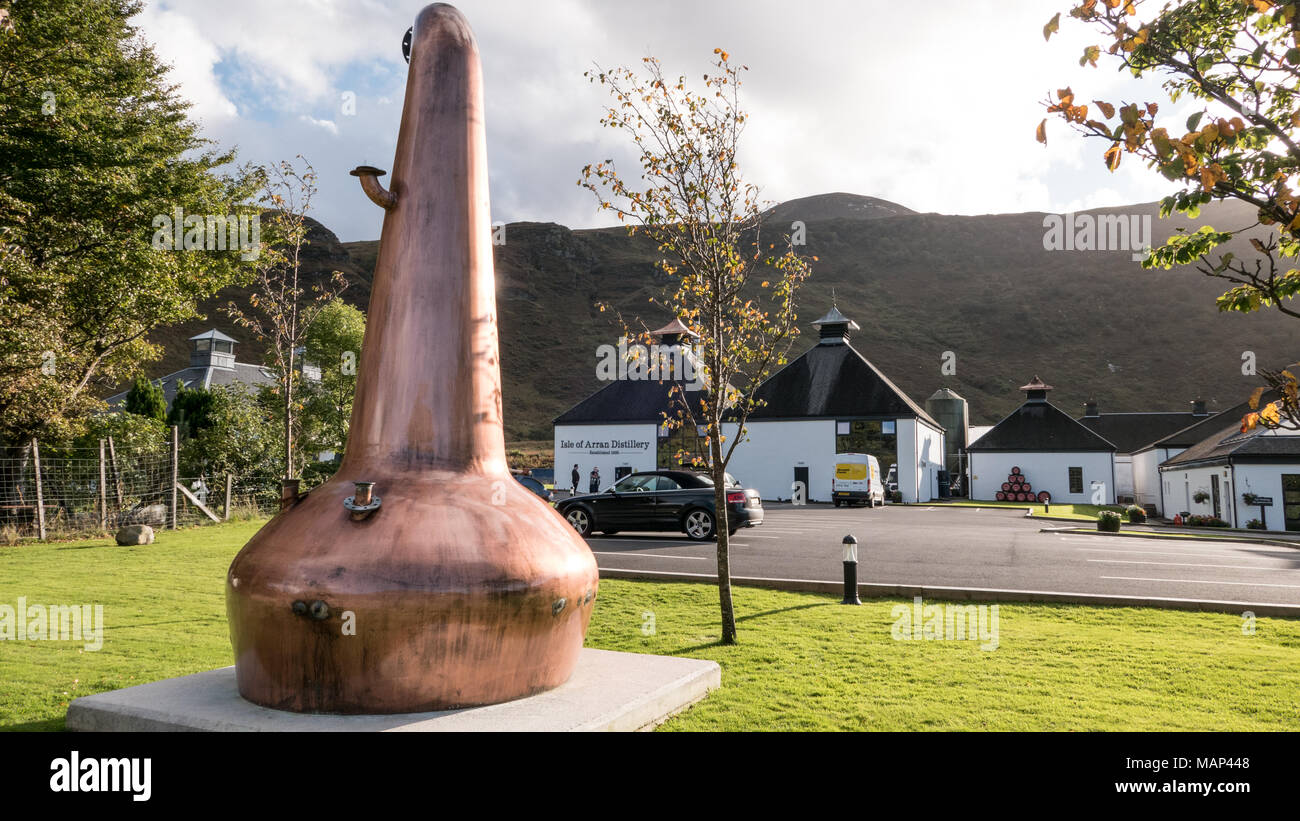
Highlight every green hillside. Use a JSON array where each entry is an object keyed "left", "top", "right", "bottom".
[{"left": 131, "top": 193, "right": 1298, "bottom": 441}]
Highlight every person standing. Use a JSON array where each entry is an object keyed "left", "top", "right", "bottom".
[
  {"left": 571, "top": 464, "right": 580, "bottom": 496},
  {"left": 589, "top": 466, "right": 600, "bottom": 494}
]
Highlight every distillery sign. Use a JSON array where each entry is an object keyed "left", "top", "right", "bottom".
[{"left": 560, "top": 438, "right": 652, "bottom": 455}]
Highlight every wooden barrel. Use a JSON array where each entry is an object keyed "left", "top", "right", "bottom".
[
  {"left": 1011, "top": 466, "right": 1021, "bottom": 475},
  {"left": 1021, "top": 482, "right": 1031, "bottom": 492},
  {"left": 1001, "top": 482, "right": 1012, "bottom": 492},
  {"left": 995, "top": 491, "right": 1006, "bottom": 501},
  {"left": 1037, "top": 490, "right": 1051, "bottom": 503}
]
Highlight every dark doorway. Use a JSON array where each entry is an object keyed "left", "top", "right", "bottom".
[
  {"left": 614, "top": 465, "right": 633, "bottom": 482},
  {"left": 793, "top": 466, "right": 809, "bottom": 502},
  {"left": 1284, "top": 474, "right": 1300, "bottom": 531},
  {"left": 1211, "top": 474, "right": 1221, "bottom": 520}
]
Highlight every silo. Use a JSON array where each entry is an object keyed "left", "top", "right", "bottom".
[{"left": 926, "top": 388, "right": 969, "bottom": 489}]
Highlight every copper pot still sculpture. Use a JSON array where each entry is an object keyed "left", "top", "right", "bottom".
[{"left": 225, "top": 3, "right": 599, "bottom": 714}]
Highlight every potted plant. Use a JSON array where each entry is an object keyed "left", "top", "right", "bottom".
[
  {"left": 1125, "top": 505, "right": 1146, "bottom": 524},
  {"left": 1242, "top": 492, "right": 1258, "bottom": 506},
  {"left": 1097, "top": 510, "right": 1122, "bottom": 532},
  {"left": 1192, "top": 490, "right": 1210, "bottom": 504}
]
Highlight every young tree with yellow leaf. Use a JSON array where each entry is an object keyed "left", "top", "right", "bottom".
[
  {"left": 580, "top": 50, "right": 813, "bottom": 644},
  {"left": 224, "top": 157, "right": 348, "bottom": 480},
  {"left": 1041, "top": 0, "right": 1300, "bottom": 431}
]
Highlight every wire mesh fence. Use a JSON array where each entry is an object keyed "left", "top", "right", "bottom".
[{"left": 0, "top": 438, "right": 281, "bottom": 542}]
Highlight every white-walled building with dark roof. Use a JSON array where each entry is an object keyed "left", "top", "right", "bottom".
[
  {"left": 105, "top": 329, "right": 280, "bottom": 412},
  {"left": 1131, "top": 401, "right": 1237, "bottom": 516},
  {"left": 553, "top": 307, "right": 947, "bottom": 502},
  {"left": 1157, "top": 400, "right": 1300, "bottom": 530},
  {"left": 723, "top": 307, "right": 946, "bottom": 503},
  {"left": 967, "top": 377, "right": 1116, "bottom": 504},
  {"left": 1077, "top": 398, "right": 1217, "bottom": 503},
  {"left": 552, "top": 321, "right": 709, "bottom": 492}
]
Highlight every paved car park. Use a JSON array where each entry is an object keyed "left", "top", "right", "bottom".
[{"left": 582, "top": 503, "right": 1300, "bottom": 608}]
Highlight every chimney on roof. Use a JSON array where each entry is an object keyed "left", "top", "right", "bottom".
[
  {"left": 811, "top": 306, "right": 861, "bottom": 345},
  {"left": 1083, "top": 399, "right": 1099, "bottom": 418},
  {"left": 1191, "top": 398, "right": 1208, "bottom": 417},
  {"left": 1019, "top": 375, "right": 1053, "bottom": 403},
  {"left": 647, "top": 318, "right": 701, "bottom": 383},
  {"left": 649, "top": 318, "right": 698, "bottom": 346}
]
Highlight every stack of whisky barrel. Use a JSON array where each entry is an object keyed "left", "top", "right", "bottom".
[{"left": 995, "top": 467, "right": 1050, "bottom": 503}]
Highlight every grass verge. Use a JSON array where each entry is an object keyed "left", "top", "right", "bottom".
[{"left": 938, "top": 500, "right": 1125, "bottom": 521}]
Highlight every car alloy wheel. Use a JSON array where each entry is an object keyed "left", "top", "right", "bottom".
[
  {"left": 684, "top": 509, "right": 714, "bottom": 541},
  {"left": 566, "top": 508, "right": 592, "bottom": 537}
]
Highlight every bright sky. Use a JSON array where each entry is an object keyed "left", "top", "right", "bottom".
[{"left": 137, "top": 0, "right": 1192, "bottom": 241}]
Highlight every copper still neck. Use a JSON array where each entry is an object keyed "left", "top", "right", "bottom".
[{"left": 345, "top": 3, "right": 504, "bottom": 475}]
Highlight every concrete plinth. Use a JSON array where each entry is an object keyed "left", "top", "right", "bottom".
[{"left": 66, "top": 648, "right": 719, "bottom": 732}]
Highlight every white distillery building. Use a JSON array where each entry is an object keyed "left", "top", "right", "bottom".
[
  {"left": 723, "top": 307, "right": 946, "bottom": 503},
  {"left": 553, "top": 308, "right": 946, "bottom": 503},
  {"left": 967, "top": 377, "right": 1116, "bottom": 504},
  {"left": 552, "top": 320, "right": 705, "bottom": 494},
  {"left": 1131, "top": 401, "right": 1236, "bottom": 516},
  {"left": 1076, "top": 398, "right": 1217, "bottom": 503},
  {"left": 1158, "top": 402, "right": 1300, "bottom": 531}
]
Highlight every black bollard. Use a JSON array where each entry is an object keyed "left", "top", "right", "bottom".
[{"left": 841, "top": 534, "right": 860, "bottom": 605}]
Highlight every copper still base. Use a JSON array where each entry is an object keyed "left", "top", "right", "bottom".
[{"left": 227, "top": 472, "right": 597, "bottom": 713}]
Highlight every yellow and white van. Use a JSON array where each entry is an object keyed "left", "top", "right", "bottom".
[{"left": 832, "top": 453, "right": 884, "bottom": 508}]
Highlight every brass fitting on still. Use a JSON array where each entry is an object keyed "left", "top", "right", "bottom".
[{"left": 343, "top": 481, "right": 382, "bottom": 521}]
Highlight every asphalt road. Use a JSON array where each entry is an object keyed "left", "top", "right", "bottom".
[{"left": 583, "top": 503, "right": 1300, "bottom": 607}]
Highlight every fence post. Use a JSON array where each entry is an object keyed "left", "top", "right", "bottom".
[
  {"left": 99, "top": 439, "right": 107, "bottom": 532},
  {"left": 106, "top": 435, "right": 124, "bottom": 512},
  {"left": 224, "top": 473, "right": 233, "bottom": 521},
  {"left": 31, "top": 438, "right": 46, "bottom": 541},
  {"left": 170, "top": 425, "right": 179, "bottom": 530}
]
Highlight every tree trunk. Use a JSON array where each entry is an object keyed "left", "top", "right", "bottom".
[
  {"left": 283, "top": 348, "right": 295, "bottom": 479},
  {"left": 712, "top": 433, "right": 737, "bottom": 644}
]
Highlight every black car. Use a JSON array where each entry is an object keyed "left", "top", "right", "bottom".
[
  {"left": 514, "top": 474, "right": 554, "bottom": 502},
  {"left": 557, "top": 469, "right": 763, "bottom": 541}
]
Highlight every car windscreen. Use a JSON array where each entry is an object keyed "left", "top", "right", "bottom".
[{"left": 613, "top": 474, "right": 656, "bottom": 492}]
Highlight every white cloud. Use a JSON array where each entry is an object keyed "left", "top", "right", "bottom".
[
  {"left": 134, "top": 0, "right": 1213, "bottom": 240},
  {"left": 299, "top": 115, "right": 340, "bottom": 136}
]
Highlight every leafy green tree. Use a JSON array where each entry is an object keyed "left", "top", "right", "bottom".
[
  {"left": 168, "top": 384, "right": 216, "bottom": 439},
  {"left": 0, "top": 0, "right": 260, "bottom": 444},
  {"left": 123, "top": 376, "right": 166, "bottom": 422},
  {"left": 181, "top": 385, "right": 280, "bottom": 484},
  {"left": 300, "top": 298, "right": 365, "bottom": 465},
  {"left": 1041, "top": 0, "right": 1300, "bottom": 430},
  {"left": 581, "top": 50, "right": 813, "bottom": 644}
]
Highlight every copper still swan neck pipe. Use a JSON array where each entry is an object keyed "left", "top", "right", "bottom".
[{"left": 350, "top": 166, "right": 396, "bottom": 210}]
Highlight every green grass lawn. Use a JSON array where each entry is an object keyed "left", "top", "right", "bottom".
[
  {"left": 938, "top": 500, "right": 1126, "bottom": 521},
  {"left": 2, "top": 520, "right": 1298, "bottom": 731}
]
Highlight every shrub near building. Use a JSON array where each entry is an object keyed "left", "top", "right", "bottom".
[{"left": 1097, "top": 510, "right": 1122, "bottom": 532}]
